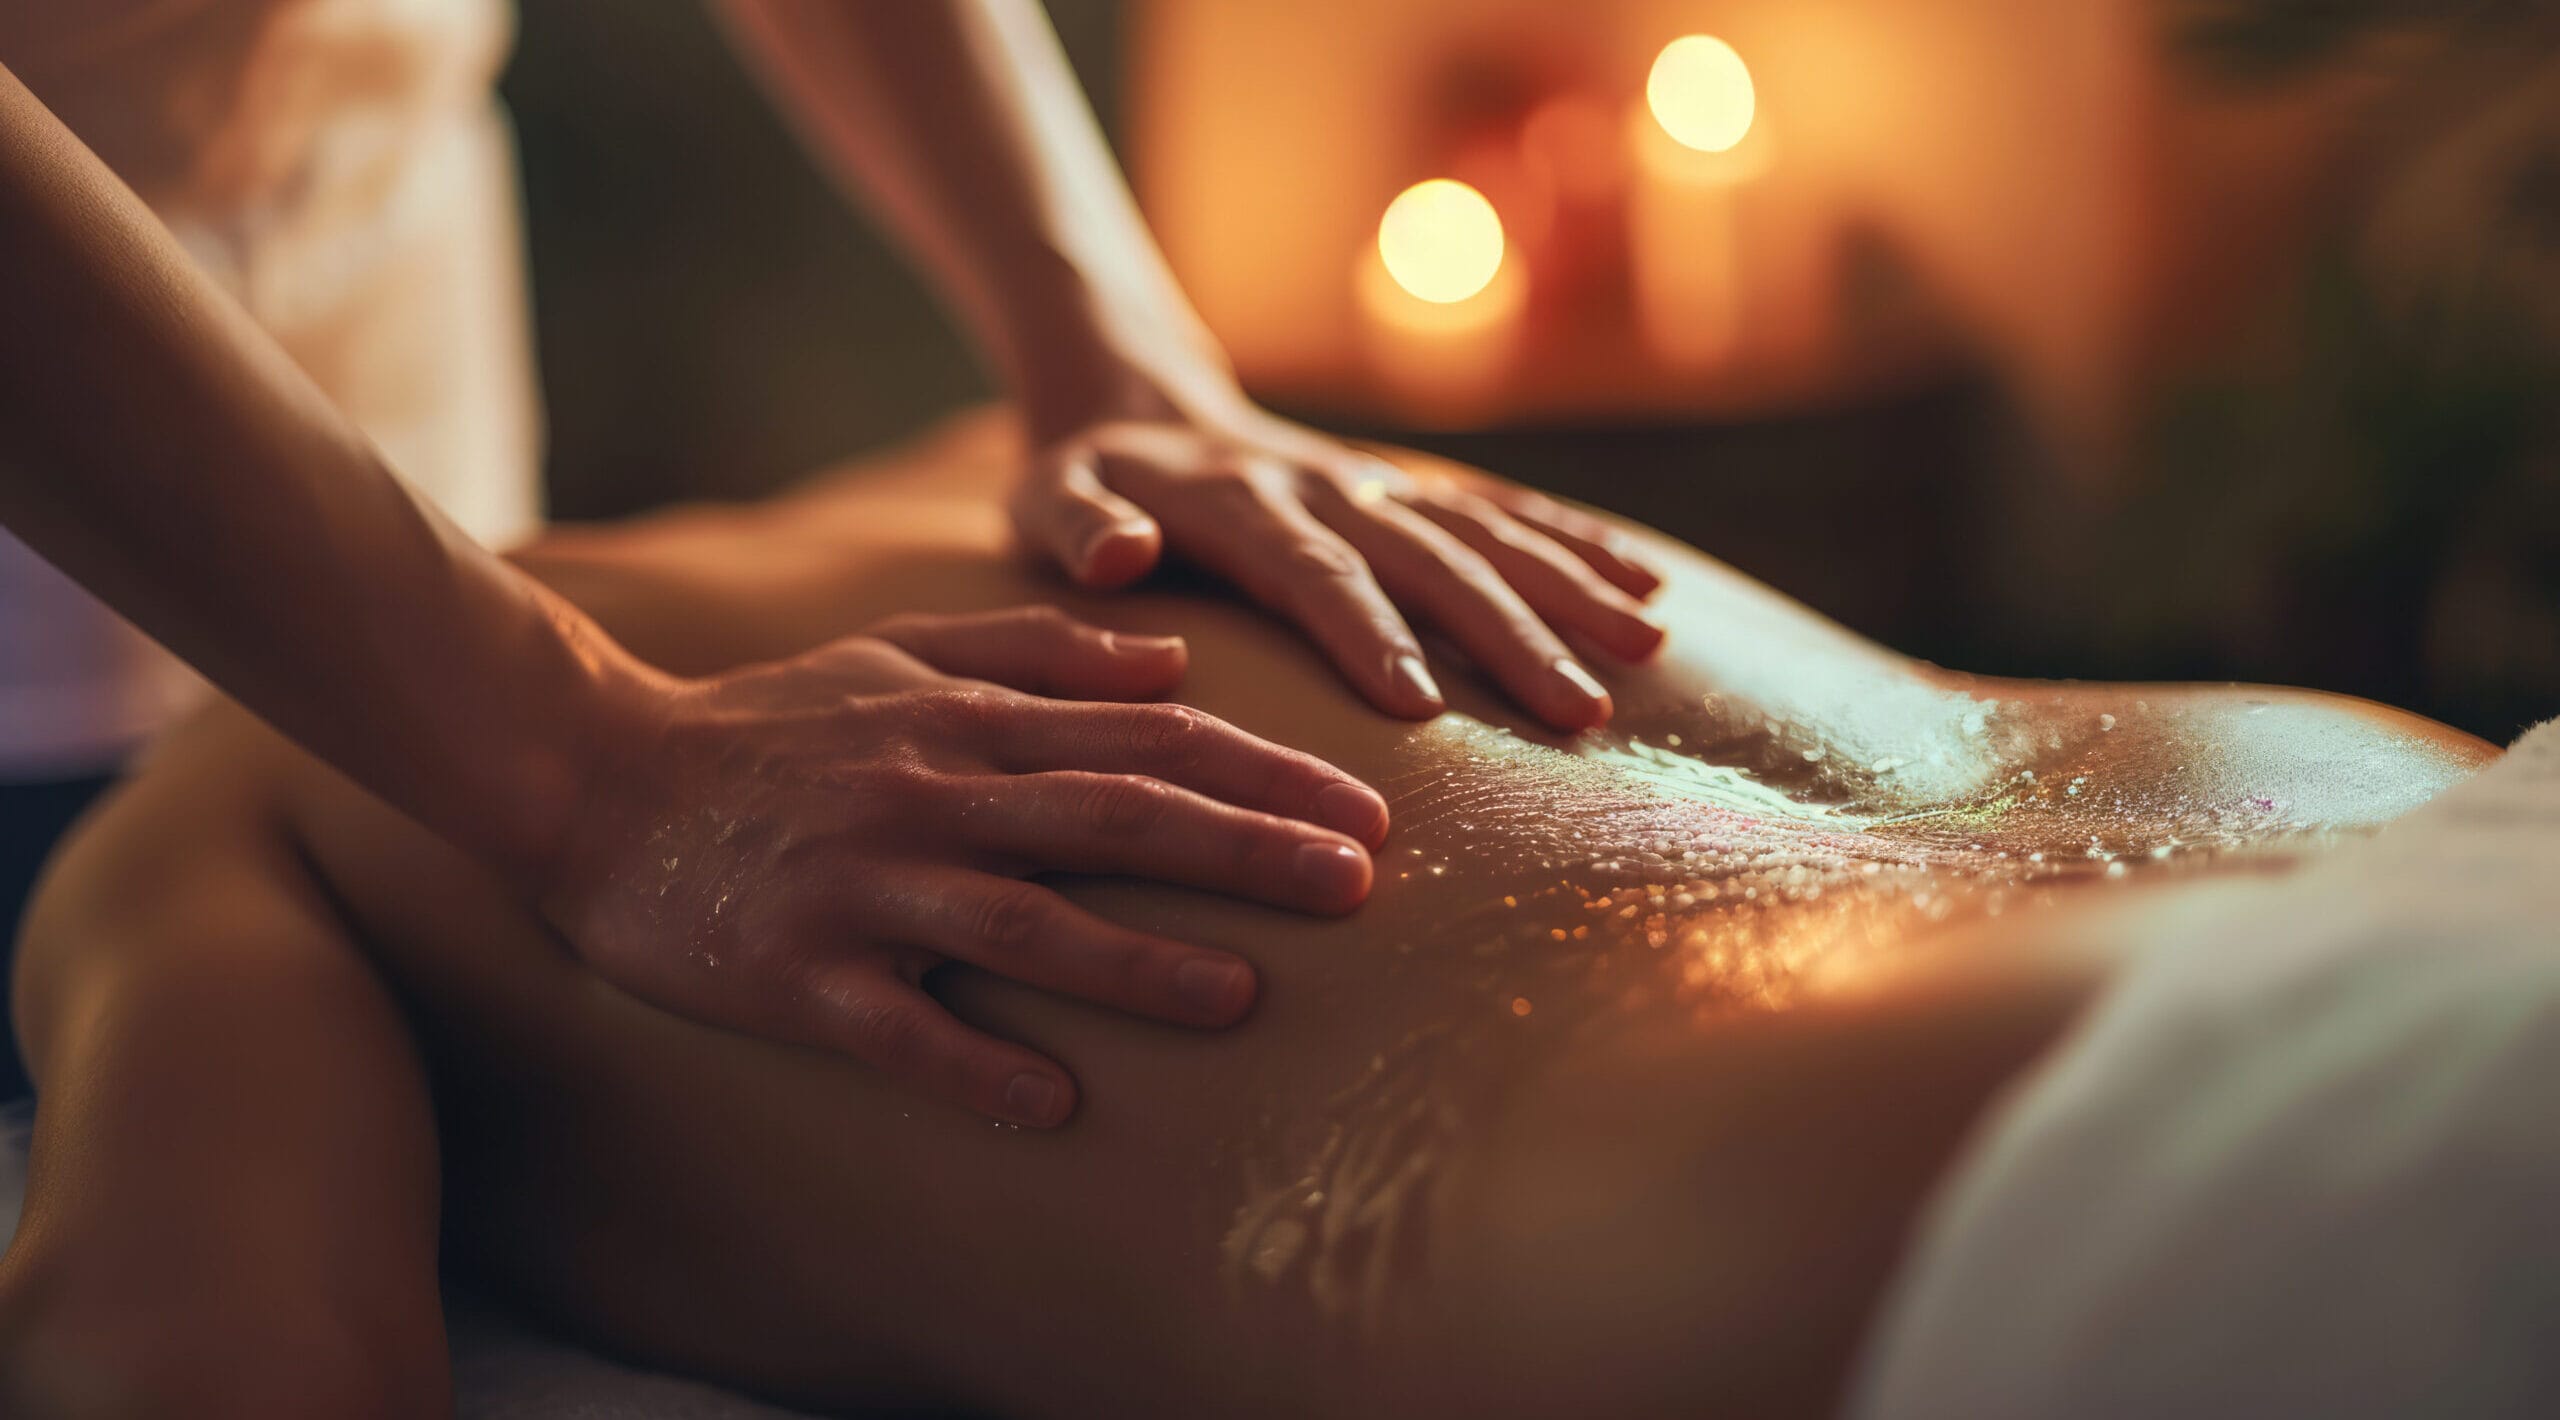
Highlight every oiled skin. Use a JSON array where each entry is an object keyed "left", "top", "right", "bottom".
[{"left": 25, "top": 416, "right": 2497, "bottom": 1418}]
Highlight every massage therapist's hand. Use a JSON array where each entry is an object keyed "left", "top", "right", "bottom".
[
  {"left": 714, "top": 0, "right": 1661, "bottom": 732},
  {"left": 1015, "top": 393, "right": 1668, "bottom": 733},
  {"left": 545, "top": 607, "right": 1389, "bottom": 1128}
]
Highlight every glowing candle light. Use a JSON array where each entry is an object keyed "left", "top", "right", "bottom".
[
  {"left": 1646, "top": 35, "right": 1757, "bottom": 154},
  {"left": 1360, "top": 178, "right": 1524, "bottom": 418},
  {"left": 1377, "top": 178, "right": 1506, "bottom": 304},
  {"left": 1629, "top": 35, "right": 1765, "bottom": 371}
]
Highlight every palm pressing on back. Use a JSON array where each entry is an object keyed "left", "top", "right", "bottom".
[{"left": 554, "top": 607, "right": 1389, "bottom": 1128}]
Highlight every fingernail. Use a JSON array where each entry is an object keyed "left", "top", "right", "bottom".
[
  {"left": 1099, "top": 630, "right": 1184, "bottom": 657},
  {"left": 1074, "top": 526, "right": 1110, "bottom": 577},
  {"left": 1551, "top": 658, "right": 1611, "bottom": 720},
  {"left": 1315, "top": 781, "right": 1390, "bottom": 844},
  {"left": 1175, "top": 957, "right": 1254, "bottom": 1019},
  {"left": 1623, "top": 617, "right": 1669, "bottom": 660},
  {"left": 1004, "top": 1073, "right": 1064, "bottom": 1126},
  {"left": 1389, "top": 652, "right": 1443, "bottom": 711},
  {"left": 1292, "top": 841, "right": 1370, "bottom": 907},
  {"left": 1073, "top": 522, "right": 1137, "bottom": 581}
]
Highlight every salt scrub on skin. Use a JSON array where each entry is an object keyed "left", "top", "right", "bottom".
[
  {"left": 1215, "top": 729, "right": 2077, "bottom": 1332},
  {"left": 1214, "top": 687, "right": 2481, "bottom": 1339}
]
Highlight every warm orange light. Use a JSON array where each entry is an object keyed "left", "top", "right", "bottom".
[
  {"left": 1377, "top": 179, "right": 1505, "bottom": 304},
  {"left": 1647, "top": 35, "right": 1756, "bottom": 153}
]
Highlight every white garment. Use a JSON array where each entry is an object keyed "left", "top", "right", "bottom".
[
  {"left": 1853, "top": 721, "right": 2560, "bottom": 1420},
  {"left": 0, "top": 0, "right": 543, "bottom": 775}
]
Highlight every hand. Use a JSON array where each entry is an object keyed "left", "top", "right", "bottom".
[
  {"left": 1011, "top": 402, "right": 1666, "bottom": 733},
  {"left": 545, "top": 607, "right": 1390, "bottom": 1127}
]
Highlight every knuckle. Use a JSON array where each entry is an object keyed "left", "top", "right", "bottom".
[
  {"left": 1196, "top": 467, "right": 1271, "bottom": 514},
  {"left": 864, "top": 611, "right": 930, "bottom": 642},
  {"left": 1079, "top": 774, "right": 1174, "bottom": 836},
  {"left": 1468, "top": 501, "right": 1542, "bottom": 552},
  {"left": 1228, "top": 825, "right": 1277, "bottom": 876},
  {"left": 805, "top": 639, "right": 907, "bottom": 687},
  {"left": 754, "top": 961, "right": 826, "bottom": 1037},
  {"left": 913, "top": 686, "right": 1000, "bottom": 735},
  {"left": 850, "top": 1000, "right": 927, "bottom": 1070},
  {"left": 869, "top": 755, "right": 950, "bottom": 808},
  {"left": 1033, "top": 445, "right": 1094, "bottom": 484},
  {"left": 1429, "top": 532, "right": 1502, "bottom": 583},
  {"left": 969, "top": 885, "right": 1053, "bottom": 954},
  {"left": 1015, "top": 604, "right": 1075, "bottom": 633},
  {"left": 1505, "top": 487, "right": 1561, "bottom": 519},
  {"left": 1093, "top": 936, "right": 1154, "bottom": 996},
  {"left": 1128, "top": 703, "right": 1210, "bottom": 765},
  {"left": 1314, "top": 459, "right": 1395, "bottom": 507},
  {"left": 1274, "top": 535, "right": 1366, "bottom": 585}
]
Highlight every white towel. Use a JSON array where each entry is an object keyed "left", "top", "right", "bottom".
[{"left": 1853, "top": 721, "right": 2560, "bottom": 1419}]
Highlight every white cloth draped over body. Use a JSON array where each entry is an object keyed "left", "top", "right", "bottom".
[
  {"left": 1853, "top": 720, "right": 2560, "bottom": 1420},
  {"left": 0, "top": 0, "right": 543, "bottom": 776}
]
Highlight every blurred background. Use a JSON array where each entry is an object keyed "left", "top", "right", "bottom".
[{"left": 504, "top": 0, "right": 2560, "bottom": 743}]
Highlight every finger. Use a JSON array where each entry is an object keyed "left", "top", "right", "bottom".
[
  {"left": 870, "top": 868, "right": 1257, "bottom": 1027},
  {"left": 762, "top": 635, "right": 950, "bottom": 696},
  {"left": 1101, "top": 454, "right": 1445, "bottom": 719},
  {"left": 867, "top": 606, "right": 1187, "bottom": 701},
  {"left": 791, "top": 966, "right": 1075, "bottom": 1127},
  {"left": 988, "top": 700, "right": 1390, "bottom": 846},
  {"left": 1411, "top": 493, "right": 1665, "bottom": 663},
  {"left": 962, "top": 771, "right": 1373, "bottom": 915},
  {"left": 1012, "top": 446, "right": 1162, "bottom": 589},
  {"left": 1311, "top": 489, "right": 1613, "bottom": 732},
  {"left": 1468, "top": 483, "right": 1663, "bottom": 599}
]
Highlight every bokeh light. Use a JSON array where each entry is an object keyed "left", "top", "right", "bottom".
[
  {"left": 1378, "top": 179, "right": 1506, "bottom": 304},
  {"left": 1647, "top": 35, "right": 1756, "bottom": 153}
]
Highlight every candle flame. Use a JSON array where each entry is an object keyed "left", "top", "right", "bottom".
[
  {"left": 1377, "top": 179, "right": 1505, "bottom": 304},
  {"left": 1647, "top": 35, "right": 1756, "bottom": 154}
]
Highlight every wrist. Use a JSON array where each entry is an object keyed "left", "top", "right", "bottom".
[
  {"left": 492, "top": 591, "right": 684, "bottom": 913},
  {"left": 992, "top": 255, "right": 1248, "bottom": 447},
  {"left": 1016, "top": 343, "right": 1258, "bottom": 450}
]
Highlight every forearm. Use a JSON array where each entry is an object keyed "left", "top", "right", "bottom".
[
  {"left": 714, "top": 0, "right": 1238, "bottom": 438},
  {"left": 0, "top": 63, "right": 641, "bottom": 888}
]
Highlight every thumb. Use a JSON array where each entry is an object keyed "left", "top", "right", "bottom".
[
  {"left": 866, "top": 606, "right": 1188, "bottom": 701},
  {"left": 1013, "top": 447, "right": 1162, "bottom": 590}
]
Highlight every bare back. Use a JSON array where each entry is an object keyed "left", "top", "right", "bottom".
[{"left": 128, "top": 417, "right": 2496, "bottom": 1417}]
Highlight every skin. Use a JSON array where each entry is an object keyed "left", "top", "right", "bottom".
[
  {"left": 0, "top": 0, "right": 1661, "bottom": 1119},
  {"left": 0, "top": 415, "right": 2494, "bottom": 1418},
  {"left": 0, "top": 48, "right": 1397, "bottom": 1128},
  {"left": 719, "top": 0, "right": 1666, "bottom": 727}
]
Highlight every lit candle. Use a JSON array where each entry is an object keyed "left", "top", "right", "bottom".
[
  {"left": 1358, "top": 178, "right": 1525, "bottom": 419},
  {"left": 1627, "top": 35, "right": 1767, "bottom": 372}
]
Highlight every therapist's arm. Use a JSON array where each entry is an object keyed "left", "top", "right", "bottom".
[
  {"left": 0, "top": 62, "right": 1390, "bottom": 1125},
  {"left": 716, "top": 0, "right": 1667, "bottom": 732}
]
